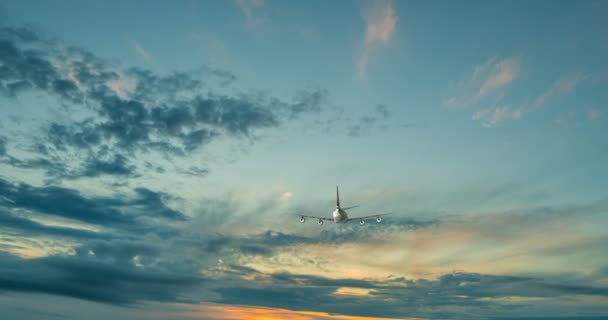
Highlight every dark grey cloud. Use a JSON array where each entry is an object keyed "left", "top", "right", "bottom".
[
  {"left": 0, "top": 178, "right": 184, "bottom": 232},
  {"left": 0, "top": 135, "right": 6, "bottom": 155},
  {"left": 178, "top": 219, "right": 438, "bottom": 259},
  {"left": 80, "top": 153, "right": 137, "bottom": 178},
  {"left": 0, "top": 204, "right": 607, "bottom": 319},
  {"left": 287, "top": 89, "right": 326, "bottom": 119},
  {"left": 347, "top": 104, "right": 391, "bottom": 137},
  {"left": 211, "top": 269, "right": 608, "bottom": 319},
  {"left": 174, "top": 230, "right": 312, "bottom": 258},
  {"left": 0, "top": 249, "right": 203, "bottom": 305},
  {"left": 0, "top": 208, "right": 110, "bottom": 240},
  {"left": 2, "top": 143, "right": 138, "bottom": 180},
  {"left": 0, "top": 24, "right": 327, "bottom": 180},
  {"left": 181, "top": 166, "right": 209, "bottom": 177},
  {"left": 375, "top": 104, "right": 390, "bottom": 118}
]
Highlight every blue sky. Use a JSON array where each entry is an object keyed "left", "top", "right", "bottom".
[{"left": 0, "top": 1, "right": 607, "bottom": 319}]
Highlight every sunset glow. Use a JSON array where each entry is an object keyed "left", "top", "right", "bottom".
[{"left": 180, "top": 304, "right": 413, "bottom": 320}]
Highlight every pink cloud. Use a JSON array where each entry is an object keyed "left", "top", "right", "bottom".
[{"left": 358, "top": 0, "right": 397, "bottom": 80}]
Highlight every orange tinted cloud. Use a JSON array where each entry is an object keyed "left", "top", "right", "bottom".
[
  {"left": 358, "top": 0, "right": 397, "bottom": 80},
  {"left": 180, "top": 303, "right": 413, "bottom": 320}
]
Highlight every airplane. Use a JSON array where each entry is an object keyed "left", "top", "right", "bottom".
[{"left": 299, "top": 186, "right": 392, "bottom": 225}]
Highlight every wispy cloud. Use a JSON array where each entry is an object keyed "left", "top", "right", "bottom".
[
  {"left": 586, "top": 108, "right": 602, "bottom": 121},
  {"left": 531, "top": 72, "right": 589, "bottom": 109},
  {"left": 474, "top": 72, "right": 588, "bottom": 127},
  {"left": 347, "top": 104, "right": 391, "bottom": 136},
  {"left": 357, "top": 0, "right": 397, "bottom": 80},
  {"left": 472, "top": 106, "right": 522, "bottom": 128},
  {"left": 444, "top": 56, "right": 520, "bottom": 107},
  {"left": 131, "top": 39, "right": 153, "bottom": 64},
  {"left": 234, "top": 0, "right": 267, "bottom": 27},
  {"left": 476, "top": 58, "right": 519, "bottom": 100}
]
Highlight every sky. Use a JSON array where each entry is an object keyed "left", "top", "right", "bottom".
[{"left": 0, "top": 0, "right": 607, "bottom": 319}]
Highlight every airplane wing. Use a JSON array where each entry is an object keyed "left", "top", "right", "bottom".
[
  {"left": 346, "top": 212, "right": 393, "bottom": 222},
  {"left": 341, "top": 205, "right": 359, "bottom": 210},
  {"left": 299, "top": 215, "right": 334, "bottom": 221}
]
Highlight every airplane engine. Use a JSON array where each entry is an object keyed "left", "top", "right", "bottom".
[
  {"left": 318, "top": 219, "right": 323, "bottom": 225},
  {"left": 376, "top": 217, "right": 382, "bottom": 223},
  {"left": 359, "top": 219, "right": 365, "bottom": 225},
  {"left": 300, "top": 216, "right": 305, "bottom": 223}
]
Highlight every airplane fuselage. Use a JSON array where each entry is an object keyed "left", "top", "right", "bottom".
[
  {"left": 333, "top": 207, "right": 348, "bottom": 223},
  {"left": 298, "top": 186, "right": 388, "bottom": 225}
]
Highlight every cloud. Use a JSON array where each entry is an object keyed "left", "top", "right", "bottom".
[
  {"left": 131, "top": 40, "right": 153, "bottom": 64},
  {"left": 0, "top": 187, "right": 607, "bottom": 318},
  {"left": 1, "top": 20, "right": 607, "bottom": 320},
  {"left": 444, "top": 56, "right": 520, "bottom": 108},
  {"left": 0, "top": 136, "right": 7, "bottom": 156},
  {"left": 475, "top": 58, "right": 519, "bottom": 101},
  {"left": 0, "top": 249, "right": 204, "bottom": 305},
  {"left": 182, "top": 304, "right": 409, "bottom": 320},
  {"left": 472, "top": 106, "right": 522, "bottom": 128},
  {"left": 0, "top": 192, "right": 437, "bottom": 310},
  {"left": 210, "top": 268, "right": 608, "bottom": 319},
  {"left": 234, "top": 0, "right": 267, "bottom": 27},
  {"left": 311, "top": 102, "right": 394, "bottom": 137},
  {"left": 357, "top": 0, "right": 397, "bottom": 80},
  {"left": 531, "top": 72, "right": 588, "bottom": 109},
  {"left": 347, "top": 104, "right": 391, "bottom": 136},
  {"left": 278, "top": 191, "right": 293, "bottom": 201},
  {"left": 0, "top": 25, "right": 327, "bottom": 180},
  {"left": 0, "top": 28, "right": 80, "bottom": 101},
  {"left": 1, "top": 149, "right": 138, "bottom": 181},
  {"left": 586, "top": 108, "right": 602, "bottom": 121},
  {"left": 0, "top": 207, "right": 110, "bottom": 240},
  {"left": 0, "top": 178, "right": 185, "bottom": 232},
  {"left": 473, "top": 72, "right": 588, "bottom": 127}
]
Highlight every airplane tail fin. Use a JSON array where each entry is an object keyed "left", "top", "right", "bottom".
[{"left": 336, "top": 185, "right": 340, "bottom": 208}]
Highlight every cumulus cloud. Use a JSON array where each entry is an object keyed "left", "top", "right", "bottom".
[
  {"left": 0, "top": 249, "right": 204, "bottom": 305},
  {"left": 210, "top": 268, "right": 608, "bottom": 319},
  {"left": 358, "top": 0, "right": 397, "bottom": 80},
  {"left": 0, "top": 178, "right": 184, "bottom": 232},
  {"left": 0, "top": 25, "right": 327, "bottom": 180},
  {"left": 1, "top": 176, "right": 608, "bottom": 319}
]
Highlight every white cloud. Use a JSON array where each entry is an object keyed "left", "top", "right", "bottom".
[{"left": 357, "top": 0, "right": 397, "bottom": 80}]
